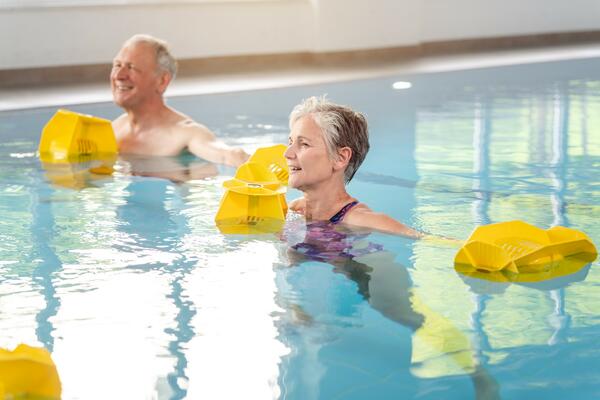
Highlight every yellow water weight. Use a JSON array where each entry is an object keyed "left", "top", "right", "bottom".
[
  {"left": 215, "top": 145, "right": 289, "bottom": 234},
  {"left": 38, "top": 109, "right": 117, "bottom": 163},
  {"left": 0, "top": 344, "right": 61, "bottom": 399},
  {"left": 247, "top": 144, "right": 289, "bottom": 185},
  {"left": 454, "top": 221, "right": 597, "bottom": 276}
]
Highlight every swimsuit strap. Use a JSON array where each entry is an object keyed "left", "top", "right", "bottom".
[{"left": 329, "top": 201, "right": 359, "bottom": 224}]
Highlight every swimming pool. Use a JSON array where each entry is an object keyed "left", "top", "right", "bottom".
[{"left": 1, "top": 56, "right": 599, "bottom": 399}]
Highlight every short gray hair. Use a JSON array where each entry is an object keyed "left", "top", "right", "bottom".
[
  {"left": 123, "top": 34, "right": 178, "bottom": 79},
  {"left": 289, "top": 96, "right": 369, "bottom": 182}
]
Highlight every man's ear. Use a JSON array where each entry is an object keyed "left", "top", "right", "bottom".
[
  {"left": 157, "top": 72, "right": 171, "bottom": 95},
  {"left": 333, "top": 147, "right": 352, "bottom": 172}
]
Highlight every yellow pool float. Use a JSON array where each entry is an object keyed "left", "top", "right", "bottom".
[
  {"left": 215, "top": 147, "right": 289, "bottom": 234},
  {"left": 39, "top": 109, "right": 117, "bottom": 163},
  {"left": 0, "top": 344, "right": 61, "bottom": 399},
  {"left": 454, "top": 221, "right": 597, "bottom": 278},
  {"left": 247, "top": 144, "right": 288, "bottom": 185}
]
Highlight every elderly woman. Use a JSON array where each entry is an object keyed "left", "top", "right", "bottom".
[
  {"left": 282, "top": 98, "right": 498, "bottom": 400},
  {"left": 284, "top": 96, "right": 423, "bottom": 237},
  {"left": 282, "top": 99, "right": 498, "bottom": 400}
]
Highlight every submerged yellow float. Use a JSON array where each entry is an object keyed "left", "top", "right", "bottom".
[
  {"left": 454, "top": 221, "right": 597, "bottom": 280},
  {"left": 0, "top": 344, "right": 61, "bottom": 399}
]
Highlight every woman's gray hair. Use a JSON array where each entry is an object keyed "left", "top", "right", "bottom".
[
  {"left": 289, "top": 96, "right": 369, "bottom": 182},
  {"left": 124, "top": 34, "right": 178, "bottom": 79}
]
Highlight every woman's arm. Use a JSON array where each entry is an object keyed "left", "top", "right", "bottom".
[
  {"left": 344, "top": 205, "right": 425, "bottom": 238},
  {"left": 344, "top": 204, "right": 462, "bottom": 245}
]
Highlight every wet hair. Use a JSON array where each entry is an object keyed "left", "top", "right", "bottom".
[
  {"left": 123, "top": 34, "right": 178, "bottom": 79},
  {"left": 289, "top": 96, "right": 370, "bottom": 182}
]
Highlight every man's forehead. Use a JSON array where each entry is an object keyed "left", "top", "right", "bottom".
[{"left": 114, "top": 42, "right": 155, "bottom": 62}]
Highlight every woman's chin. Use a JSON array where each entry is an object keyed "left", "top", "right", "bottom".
[{"left": 287, "top": 178, "right": 301, "bottom": 190}]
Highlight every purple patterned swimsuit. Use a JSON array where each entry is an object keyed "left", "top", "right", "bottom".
[{"left": 291, "top": 201, "right": 384, "bottom": 262}]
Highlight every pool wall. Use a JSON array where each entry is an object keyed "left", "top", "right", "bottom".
[{"left": 2, "top": 0, "right": 600, "bottom": 71}]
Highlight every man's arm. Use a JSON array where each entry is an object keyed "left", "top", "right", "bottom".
[{"left": 186, "top": 123, "right": 249, "bottom": 167}]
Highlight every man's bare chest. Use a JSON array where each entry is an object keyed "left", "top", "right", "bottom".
[{"left": 118, "top": 129, "right": 188, "bottom": 156}]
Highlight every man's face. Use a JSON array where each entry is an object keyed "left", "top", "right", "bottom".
[{"left": 110, "top": 42, "right": 164, "bottom": 109}]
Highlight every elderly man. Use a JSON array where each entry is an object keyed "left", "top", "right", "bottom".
[{"left": 111, "top": 34, "right": 249, "bottom": 167}]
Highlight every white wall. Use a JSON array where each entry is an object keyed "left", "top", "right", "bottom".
[
  {"left": 0, "top": 0, "right": 314, "bottom": 70},
  {"left": 2, "top": 0, "right": 600, "bottom": 70},
  {"left": 420, "top": 0, "right": 600, "bottom": 42},
  {"left": 313, "top": 0, "right": 421, "bottom": 51}
]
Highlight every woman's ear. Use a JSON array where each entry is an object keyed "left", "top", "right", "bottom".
[{"left": 333, "top": 147, "right": 352, "bottom": 171}]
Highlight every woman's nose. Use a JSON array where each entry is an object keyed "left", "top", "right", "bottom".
[{"left": 283, "top": 144, "right": 295, "bottom": 159}]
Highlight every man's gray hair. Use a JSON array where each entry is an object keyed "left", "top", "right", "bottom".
[
  {"left": 289, "top": 96, "right": 369, "bottom": 183},
  {"left": 124, "top": 34, "right": 178, "bottom": 78}
]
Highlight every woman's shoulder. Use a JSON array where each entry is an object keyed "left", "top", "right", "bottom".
[
  {"left": 343, "top": 203, "right": 376, "bottom": 225},
  {"left": 289, "top": 198, "right": 306, "bottom": 214},
  {"left": 344, "top": 204, "right": 423, "bottom": 238}
]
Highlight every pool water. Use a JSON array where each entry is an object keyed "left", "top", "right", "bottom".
[{"left": 1, "top": 56, "right": 599, "bottom": 399}]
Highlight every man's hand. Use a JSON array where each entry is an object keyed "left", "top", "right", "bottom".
[{"left": 226, "top": 148, "right": 250, "bottom": 167}]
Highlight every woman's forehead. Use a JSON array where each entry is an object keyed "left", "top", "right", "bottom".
[{"left": 291, "top": 115, "right": 322, "bottom": 137}]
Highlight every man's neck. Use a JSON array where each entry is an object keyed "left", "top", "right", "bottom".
[{"left": 125, "top": 100, "right": 170, "bottom": 133}]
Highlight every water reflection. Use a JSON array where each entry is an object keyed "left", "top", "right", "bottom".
[
  {"left": 2, "top": 56, "right": 600, "bottom": 399},
  {"left": 30, "top": 181, "right": 61, "bottom": 352},
  {"left": 461, "top": 262, "right": 591, "bottom": 346},
  {"left": 469, "top": 95, "right": 493, "bottom": 372},
  {"left": 114, "top": 157, "right": 286, "bottom": 399},
  {"left": 280, "top": 222, "right": 499, "bottom": 399},
  {"left": 40, "top": 157, "right": 116, "bottom": 190},
  {"left": 114, "top": 156, "right": 221, "bottom": 398},
  {"left": 117, "top": 154, "right": 218, "bottom": 184},
  {"left": 35, "top": 155, "right": 217, "bottom": 399},
  {"left": 471, "top": 96, "right": 492, "bottom": 227},
  {"left": 549, "top": 82, "right": 570, "bottom": 227},
  {"left": 412, "top": 63, "right": 599, "bottom": 399},
  {"left": 38, "top": 154, "right": 221, "bottom": 396},
  {"left": 115, "top": 174, "right": 198, "bottom": 399}
]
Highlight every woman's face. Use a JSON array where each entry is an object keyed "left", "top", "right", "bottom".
[{"left": 284, "top": 115, "right": 336, "bottom": 191}]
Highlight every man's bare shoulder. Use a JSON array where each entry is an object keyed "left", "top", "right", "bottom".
[
  {"left": 174, "top": 117, "right": 216, "bottom": 141},
  {"left": 113, "top": 113, "right": 128, "bottom": 123},
  {"left": 112, "top": 113, "right": 128, "bottom": 138}
]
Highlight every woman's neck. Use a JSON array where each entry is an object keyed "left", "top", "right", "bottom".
[{"left": 302, "top": 181, "right": 355, "bottom": 221}]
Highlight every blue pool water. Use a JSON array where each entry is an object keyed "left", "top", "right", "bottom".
[{"left": 1, "top": 57, "right": 599, "bottom": 399}]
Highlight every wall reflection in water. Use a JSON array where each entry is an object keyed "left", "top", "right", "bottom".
[
  {"left": 412, "top": 70, "right": 599, "bottom": 391},
  {"left": 1, "top": 58, "right": 599, "bottom": 400},
  {"left": 1, "top": 153, "right": 287, "bottom": 399}
]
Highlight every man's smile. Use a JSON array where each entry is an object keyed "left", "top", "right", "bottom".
[{"left": 114, "top": 84, "right": 134, "bottom": 92}]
